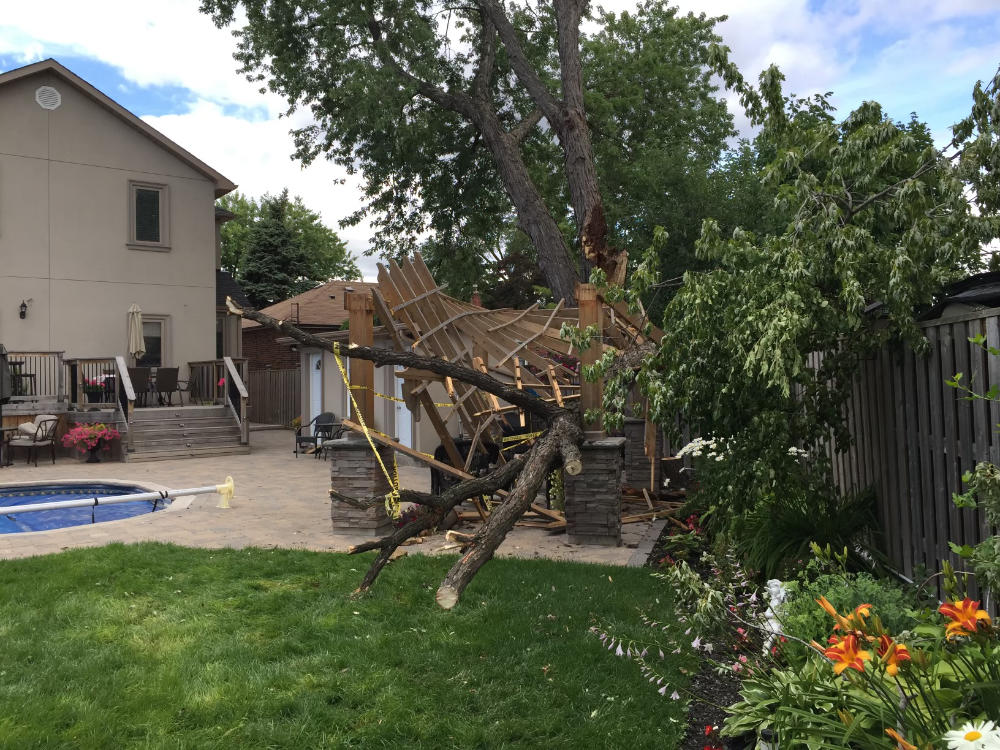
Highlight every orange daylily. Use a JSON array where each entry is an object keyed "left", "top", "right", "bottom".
[
  {"left": 823, "top": 634, "right": 871, "bottom": 674},
  {"left": 939, "top": 598, "right": 992, "bottom": 639},
  {"left": 876, "top": 635, "right": 911, "bottom": 676},
  {"left": 816, "top": 596, "right": 873, "bottom": 633},
  {"left": 885, "top": 728, "right": 917, "bottom": 750}
]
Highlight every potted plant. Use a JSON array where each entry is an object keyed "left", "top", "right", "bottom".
[
  {"left": 82, "top": 377, "right": 105, "bottom": 404},
  {"left": 62, "top": 422, "right": 120, "bottom": 463}
]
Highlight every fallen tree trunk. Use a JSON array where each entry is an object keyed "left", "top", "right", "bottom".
[
  {"left": 231, "top": 299, "right": 584, "bottom": 609},
  {"left": 436, "top": 411, "right": 579, "bottom": 609}
]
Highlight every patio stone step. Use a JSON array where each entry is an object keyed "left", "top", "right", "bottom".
[
  {"left": 132, "top": 430, "right": 240, "bottom": 450},
  {"left": 126, "top": 405, "right": 247, "bottom": 461},
  {"left": 125, "top": 444, "right": 251, "bottom": 462}
]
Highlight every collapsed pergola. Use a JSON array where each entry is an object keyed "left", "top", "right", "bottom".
[{"left": 234, "top": 253, "right": 668, "bottom": 607}]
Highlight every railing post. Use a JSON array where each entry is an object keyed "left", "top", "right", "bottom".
[
  {"left": 345, "top": 289, "right": 376, "bottom": 428},
  {"left": 578, "top": 282, "right": 605, "bottom": 439}
]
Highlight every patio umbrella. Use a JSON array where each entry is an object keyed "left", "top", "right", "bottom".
[{"left": 127, "top": 303, "right": 145, "bottom": 365}]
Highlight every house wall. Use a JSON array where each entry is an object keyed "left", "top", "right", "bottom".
[{"left": 0, "top": 71, "right": 216, "bottom": 375}]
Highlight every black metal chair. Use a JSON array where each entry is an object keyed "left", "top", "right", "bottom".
[
  {"left": 154, "top": 367, "right": 184, "bottom": 406},
  {"left": 295, "top": 412, "right": 343, "bottom": 458},
  {"left": 127, "top": 367, "right": 151, "bottom": 407},
  {"left": 7, "top": 416, "right": 59, "bottom": 466}
]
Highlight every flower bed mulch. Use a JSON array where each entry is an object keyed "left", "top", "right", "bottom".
[{"left": 645, "top": 521, "right": 749, "bottom": 750}]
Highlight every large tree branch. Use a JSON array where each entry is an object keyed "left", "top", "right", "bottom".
[
  {"left": 509, "top": 107, "right": 544, "bottom": 142},
  {"left": 436, "top": 411, "right": 580, "bottom": 608},
  {"left": 477, "top": 0, "right": 563, "bottom": 125},
  {"left": 367, "top": 16, "right": 477, "bottom": 119},
  {"left": 233, "top": 300, "right": 563, "bottom": 419},
  {"left": 472, "top": 15, "right": 498, "bottom": 101}
]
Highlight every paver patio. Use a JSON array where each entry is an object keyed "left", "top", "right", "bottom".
[{"left": 0, "top": 429, "right": 661, "bottom": 566}]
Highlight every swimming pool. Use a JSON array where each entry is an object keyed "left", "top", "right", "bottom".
[{"left": 0, "top": 483, "right": 170, "bottom": 534}]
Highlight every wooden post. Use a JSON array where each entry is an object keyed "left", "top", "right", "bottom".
[
  {"left": 577, "top": 282, "right": 604, "bottom": 439},
  {"left": 345, "top": 290, "right": 376, "bottom": 427}
]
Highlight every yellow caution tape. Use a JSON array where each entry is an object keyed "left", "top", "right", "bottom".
[
  {"left": 501, "top": 431, "right": 544, "bottom": 442},
  {"left": 348, "top": 384, "right": 454, "bottom": 409},
  {"left": 331, "top": 341, "right": 400, "bottom": 517}
]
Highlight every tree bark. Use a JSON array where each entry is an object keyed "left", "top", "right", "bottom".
[
  {"left": 471, "top": 105, "right": 581, "bottom": 303},
  {"left": 552, "top": 0, "right": 628, "bottom": 287},
  {"left": 436, "top": 411, "right": 580, "bottom": 609}
]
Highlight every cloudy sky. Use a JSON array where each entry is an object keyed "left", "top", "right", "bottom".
[{"left": 2, "top": 1, "right": 999, "bottom": 279}]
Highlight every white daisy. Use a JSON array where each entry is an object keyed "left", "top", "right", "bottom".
[{"left": 944, "top": 721, "right": 1000, "bottom": 750}]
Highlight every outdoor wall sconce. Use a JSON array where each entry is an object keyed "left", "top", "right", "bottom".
[{"left": 19, "top": 300, "right": 28, "bottom": 319}]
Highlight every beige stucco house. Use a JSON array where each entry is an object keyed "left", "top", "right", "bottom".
[
  {"left": 0, "top": 58, "right": 236, "bottom": 372},
  {"left": 0, "top": 59, "right": 250, "bottom": 459}
]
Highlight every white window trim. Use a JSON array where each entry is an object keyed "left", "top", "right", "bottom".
[
  {"left": 133, "top": 314, "right": 171, "bottom": 368},
  {"left": 128, "top": 180, "right": 170, "bottom": 250}
]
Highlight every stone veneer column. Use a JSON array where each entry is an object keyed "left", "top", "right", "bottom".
[
  {"left": 328, "top": 437, "right": 393, "bottom": 534},
  {"left": 564, "top": 436, "right": 625, "bottom": 546}
]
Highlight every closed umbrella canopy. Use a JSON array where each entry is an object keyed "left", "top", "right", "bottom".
[{"left": 127, "top": 304, "right": 145, "bottom": 365}]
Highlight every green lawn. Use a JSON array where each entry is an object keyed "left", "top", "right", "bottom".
[{"left": 0, "top": 544, "right": 688, "bottom": 748}]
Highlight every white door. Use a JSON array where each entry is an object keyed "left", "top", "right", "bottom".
[
  {"left": 309, "top": 353, "right": 322, "bottom": 433},
  {"left": 394, "top": 366, "right": 413, "bottom": 448}
]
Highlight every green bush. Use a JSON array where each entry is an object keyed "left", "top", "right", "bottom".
[{"left": 778, "top": 562, "right": 927, "bottom": 667}]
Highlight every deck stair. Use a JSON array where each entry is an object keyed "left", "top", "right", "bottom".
[{"left": 126, "top": 405, "right": 249, "bottom": 462}]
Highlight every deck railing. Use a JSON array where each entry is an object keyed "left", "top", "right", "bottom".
[
  {"left": 188, "top": 358, "right": 248, "bottom": 405},
  {"left": 113, "top": 356, "right": 137, "bottom": 452},
  {"left": 223, "top": 357, "right": 250, "bottom": 444},
  {"left": 64, "top": 357, "right": 119, "bottom": 409},
  {"left": 6, "top": 351, "right": 64, "bottom": 401}
]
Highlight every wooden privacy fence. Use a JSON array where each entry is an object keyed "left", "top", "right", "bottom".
[
  {"left": 247, "top": 368, "right": 299, "bottom": 427},
  {"left": 824, "top": 306, "right": 1000, "bottom": 594}
]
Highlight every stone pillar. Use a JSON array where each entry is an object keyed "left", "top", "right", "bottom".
[
  {"left": 623, "top": 418, "right": 661, "bottom": 490},
  {"left": 564, "top": 436, "right": 625, "bottom": 546},
  {"left": 328, "top": 438, "right": 393, "bottom": 534}
]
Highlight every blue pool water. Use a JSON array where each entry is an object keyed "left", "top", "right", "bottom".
[{"left": 0, "top": 484, "right": 168, "bottom": 534}]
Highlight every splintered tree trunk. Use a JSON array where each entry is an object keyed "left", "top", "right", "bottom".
[{"left": 435, "top": 412, "right": 578, "bottom": 609}]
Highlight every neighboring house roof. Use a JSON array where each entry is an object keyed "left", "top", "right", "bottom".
[
  {"left": 215, "top": 206, "right": 237, "bottom": 222},
  {"left": 921, "top": 270, "right": 1000, "bottom": 319},
  {"left": 0, "top": 59, "right": 236, "bottom": 197},
  {"left": 243, "top": 280, "right": 379, "bottom": 330},
  {"left": 217, "top": 270, "right": 250, "bottom": 309}
]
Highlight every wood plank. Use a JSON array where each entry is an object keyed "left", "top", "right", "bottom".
[
  {"left": 898, "top": 344, "right": 917, "bottom": 577},
  {"left": 914, "top": 338, "right": 936, "bottom": 576},
  {"left": 953, "top": 320, "right": 975, "bottom": 562},
  {"left": 940, "top": 323, "right": 962, "bottom": 572},
  {"left": 925, "top": 324, "right": 948, "bottom": 577}
]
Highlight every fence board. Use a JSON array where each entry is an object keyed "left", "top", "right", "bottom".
[{"left": 247, "top": 368, "right": 300, "bottom": 427}]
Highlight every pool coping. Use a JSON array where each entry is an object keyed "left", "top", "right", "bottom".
[{"left": 0, "top": 478, "right": 198, "bottom": 537}]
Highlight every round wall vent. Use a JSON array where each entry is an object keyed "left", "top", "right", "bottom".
[{"left": 35, "top": 86, "right": 62, "bottom": 110}]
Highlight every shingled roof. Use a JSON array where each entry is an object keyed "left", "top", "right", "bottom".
[{"left": 242, "top": 280, "right": 379, "bottom": 329}]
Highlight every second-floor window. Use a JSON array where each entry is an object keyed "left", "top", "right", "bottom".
[{"left": 129, "top": 181, "right": 169, "bottom": 249}]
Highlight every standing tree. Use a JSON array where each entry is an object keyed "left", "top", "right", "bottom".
[
  {"left": 202, "top": 0, "right": 650, "bottom": 302},
  {"left": 220, "top": 190, "right": 361, "bottom": 302},
  {"left": 240, "top": 190, "right": 307, "bottom": 307}
]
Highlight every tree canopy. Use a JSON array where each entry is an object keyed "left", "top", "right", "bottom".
[
  {"left": 219, "top": 190, "right": 360, "bottom": 307},
  {"left": 203, "top": 0, "right": 734, "bottom": 301}
]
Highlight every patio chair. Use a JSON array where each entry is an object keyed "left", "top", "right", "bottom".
[
  {"left": 127, "top": 367, "right": 151, "bottom": 407},
  {"left": 295, "top": 412, "right": 343, "bottom": 458},
  {"left": 154, "top": 367, "right": 184, "bottom": 406},
  {"left": 8, "top": 414, "right": 59, "bottom": 466}
]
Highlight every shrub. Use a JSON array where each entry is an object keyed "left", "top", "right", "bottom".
[{"left": 778, "top": 559, "right": 927, "bottom": 668}]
